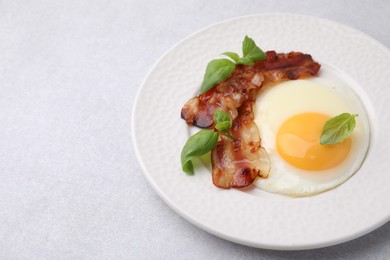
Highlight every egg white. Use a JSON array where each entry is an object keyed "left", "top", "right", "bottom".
[{"left": 253, "top": 79, "right": 370, "bottom": 197}]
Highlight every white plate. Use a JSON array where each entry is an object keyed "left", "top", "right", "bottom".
[{"left": 132, "top": 14, "right": 390, "bottom": 250}]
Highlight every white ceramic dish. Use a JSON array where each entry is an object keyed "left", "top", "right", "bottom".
[{"left": 132, "top": 14, "right": 390, "bottom": 250}]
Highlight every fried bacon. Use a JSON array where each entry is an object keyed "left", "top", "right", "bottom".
[
  {"left": 181, "top": 51, "right": 321, "bottom": 128},
  {"left": 211, "top": 101, "right": 271, "bottom": 188},
  {"left": 181, "top": 51, "right": 321, "bottom": 189}
]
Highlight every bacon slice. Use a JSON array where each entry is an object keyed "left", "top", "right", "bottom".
[
  {"left": 181, "top": 51, "right": 321, "bottom": 128},
  {"left": 211, "top": 101, "right": 271, "bottom": 188},
  {"left": 181, "top": 51, "right": 321, "bottom": 189}
]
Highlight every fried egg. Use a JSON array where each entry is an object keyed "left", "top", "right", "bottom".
[{"left": 253, "top": 79, "right": 369, "bottom": 197}]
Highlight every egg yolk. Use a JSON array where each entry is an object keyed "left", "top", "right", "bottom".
[{"left": 276, "top": 113, "right": 351, "bottom": 171}]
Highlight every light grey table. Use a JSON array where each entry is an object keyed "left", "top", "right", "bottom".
[{"left": 0, "top": 0, "right": 389, "bottom": 259}]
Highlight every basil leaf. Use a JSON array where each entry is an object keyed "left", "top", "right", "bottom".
[
  {"left": 213, "top": 109, "right": 231, "bottom": 124},
  {"left": 200, "top": 59, "right": 236, "bottom": 94},
  {"left": 237, "top": 35, "right": 266, "bottom": 65},
  {"left": 222, "top": 52, "right": 240, "bottom": 63},
  {"left": 236, "top": 57, "right": 253, "bottom": 65},
  {"left": 213, "top": 109, "right": 232, "bottom": 132},
  {"left": 181, "top": 130, "right": 220, "bottom": 174},
  {"left": 320, "top": 113, "right": 358, "bottom": 145},
  {"left": 215, "top": 121, "right": 231, "bottom": 132},
  {"left": 242, "top": 35, "right": 255, "bottom": 57}
]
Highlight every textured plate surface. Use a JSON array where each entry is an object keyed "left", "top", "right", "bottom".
[{"left": 132, "top": 14, "right": 390, "bottom": 250}]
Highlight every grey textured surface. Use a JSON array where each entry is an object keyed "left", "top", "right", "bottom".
[{"left": 0, "top": 0, "right": 389, "bottom": 259}]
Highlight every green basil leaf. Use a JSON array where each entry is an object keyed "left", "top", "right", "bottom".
[
  {"left": 242, "top": 35, "right": 255, "bottom": 57},
  {"left": 222, "top": 52, "right": 240, "bottom": 63},
  {"left": 213, "top": 109, "right": 232, "bottom": 132},
  {"left": 320, "top": 113, "right": 358, "bottom": 145},
  {"left": 236, "top": 57, "right": 254, "bottom": 65},
  {"left": 213, "top": 109, "right": 231, "bottom": 124},
  {"left": 238, "top": 35, "right": 266, "bottom": 65},
  {"left": 200, "top": 59, "right": 236, "bottom": 94},
  {"left": 215, "top": 121, "right": 231, "bottom": 132},
  {"left": 181, "top": 130, "right": 220, "bottom": 174}
]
